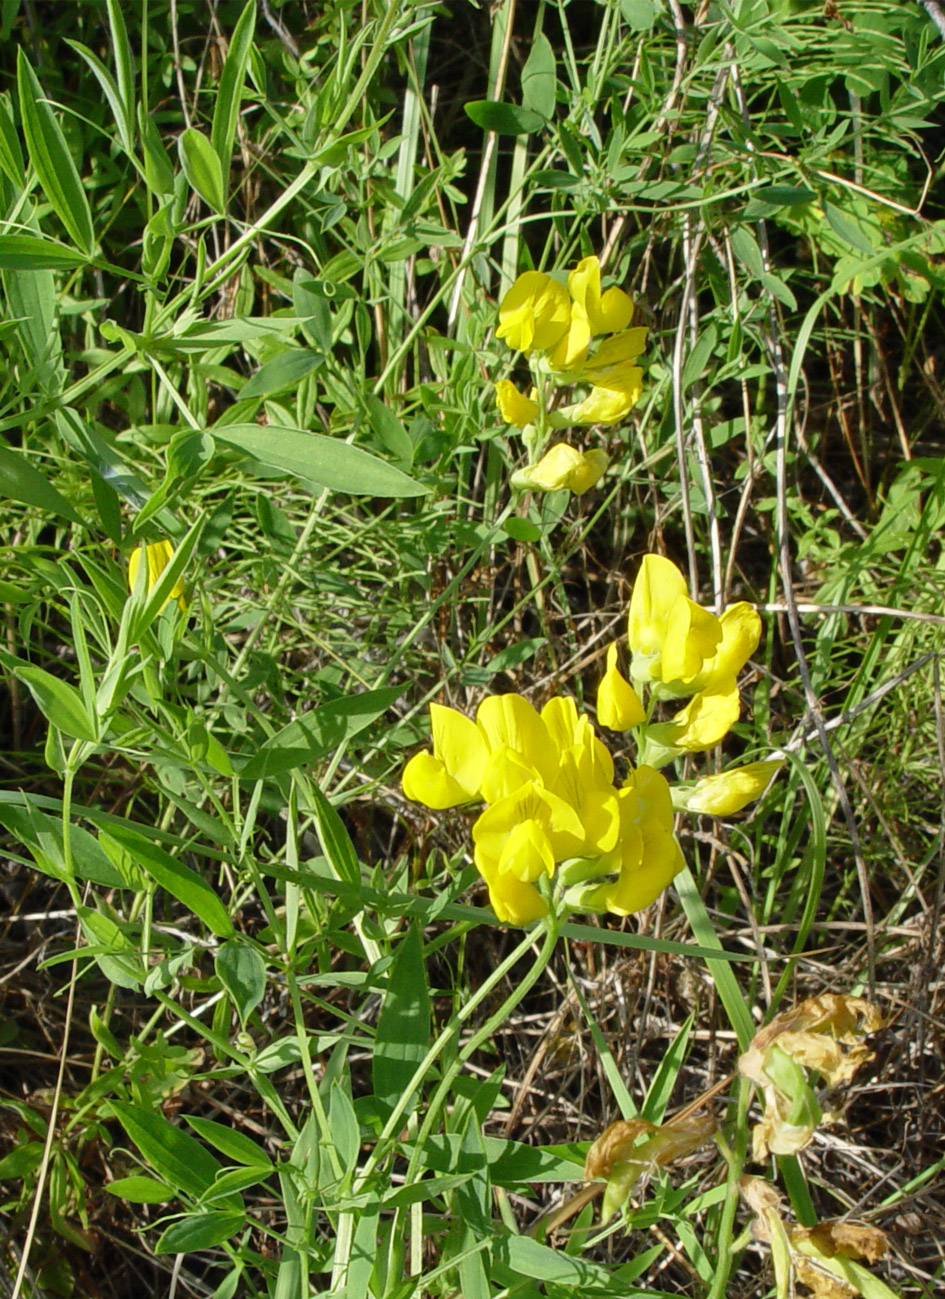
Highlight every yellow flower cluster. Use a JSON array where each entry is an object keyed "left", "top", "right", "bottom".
[
  {"left": 402, "top": 693, "right": 683, "bottom": 926},
  {"left": 597, "top": 553, "right": 780, "bottom": 811},
  {"left": 402, "top": 554, "right": 780, "bottom": 927},
  {"left": 495, "top": 256, "right": 647, "bottom": 497}
]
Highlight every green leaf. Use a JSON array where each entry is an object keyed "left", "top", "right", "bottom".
[
  {"left": 178, "top": 128, "right": 225, "bottom": 214},
  {"left": 366, "top": 395, "right": 413, "bottom": 468},
  {"left": 238, "top": 685, "right": 401, "bottom": 780},
  {"left": 824, "top": 200, "right": 875, "bottom": 255},
  {"left": 464, "top": 100, "right": 545, "bottom": 135},
  {"left": 502, "top": 517, "right": 542, "bottom": 543},
  {"left": 0, "top": 92, "right": 24, "bottom": 183},
  {"left": 16, "top": 50, "right": 94, "bottom": 254},
  {"left": 484, "top": 637, "right": 546, "bottom": 674},
  {"left": 328, "top": 1082, "right": 360, "bottom": 1174},
  {"left": 13, "top": 664, "right": 97, "bottom": 742},
  {"left": 64, "top": 41, "right": 132, "bottom": 155},
  {"left": 155, "top": 1212, "right": 245, "bottom": 1255},
  {"left": 240, "top": 350, "right": 323, "bottom": 399},
  {"left": 138, "top": 103, "right": 175, "bottom": 197},
  {"left": 213, "top": 424, "right": 428, "bottom": 498},
  {"left": 306, "top": 784, "right": 360, "bottom": 888},
  {"left": 105, "top": 1175, "right": 174, "bottom": 1204},
  {"left": 521, "top": 34, "right": 556, "bottom": 119},
  {"left": 0, "top": 802, "right": 128, "bottom": 888},
  {"left": 373, "top": 925, "right": 431, "bottom": 1122},
  {"left": 106, "top": 0, "right": 135, "bottom": 150},
  {"left": 77, "top": 903, "right": 145, "bottom": 989},
  {"left": 620, "top": 0, "right": 656, "bottom": 30},
  {"left": 110, "top": 1101, "right": 231, "bottom": 1201},
  {"left": 211, "top": 0, "right": 256, "bottom": 183},
  {"left": 0, "top": 446, "right": 85, "bottom": 523},
  {"left": 202, "top": 1167, "right": 272, "bottom": 1201},
  {"left": 682, "top": 323, "right": 718, "bottom": 390},
  {"left": 0, "top": 233, "right": 85, "bottom": 270},
  {"left": 756, "top": 184, "right": 816, "bottom": 207},
  {"left": 759, "top": 270, "right": 797, "bottom": 310},
  {"left": 102, "top": 822, "right": 234, "bottom": 938},
  {"left": 215, "top": 940, "right": 266, "bottom": 1027},
  {"left": 184, "top": 1116, "right": 272, "bottom": 1168},
  {"left": 729, "top": 225, "right": 765, "bottom": 279}
]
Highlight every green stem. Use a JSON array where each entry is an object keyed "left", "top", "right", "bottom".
[
  {"left": 355, "top": 917, "right": 559, "bottom": 1192},
  {"left": 404, "top": 915, "right": 561, "bottom": 1183},
  {"left": 706, "top": 1076, "right": 751, "bottom": 1299}
]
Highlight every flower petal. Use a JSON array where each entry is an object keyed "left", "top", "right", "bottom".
[
  {"left": 496, "top": 271, "right": 570, "bottom": 354},
  {"left": 597, "top": 643, "right": 646, "bottom": 730},
  {"left": 495, "top": 378, "right": 540, "bottom": 428},
  {"left": 402, "top": 751, "right": 473, "bottom": 809},
  {"left": 682, "top": 761, "right": 782, "bottom": 815},
  {"left": 431, "top": 702, "right": 488, "bottom": 797}
]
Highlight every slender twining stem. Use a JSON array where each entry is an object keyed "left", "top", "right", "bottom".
[
  {"left": 405, "top": 915, "right": 560, "bottom": 1182},
  {"left": 356, "top": 916, "right": 559, "bottom": 1191}
]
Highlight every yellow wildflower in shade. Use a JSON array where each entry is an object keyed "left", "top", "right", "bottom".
[
  {"left": 581, "top": 328, "right": 649, "bottom": 376},
  {"left": 401, "top": 703, "right": 489, "bottom": 809},
  {"left": 495, "top": 379, "right": 540, "bottom": 428},
  {"left": 548, "top": 256, "right": 635, "bottom": 370},
  {"left": 127, "top": 539, "right": 187, "bottom": 612},
  {"left": 563, "top": 371, "right": 644, "bottom": 426},
  {"left": 496, "top": 271, "right": 571, "bottom": 354},
  {"left": 597, "top": 643, "right": 646, "bottom": 731},
  {"left": 510, "top": 444, "right": 609, "bottom": 495},
  {"left": 678, "top": 760, "right": 783, "bottom": 815},
  {"left": 627, "top": 554, "right": 722, "bottom": 690}
]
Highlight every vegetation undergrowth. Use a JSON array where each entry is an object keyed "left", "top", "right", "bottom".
[{"left": 1, "top": 1, "right": 943, "bottom": 1296}]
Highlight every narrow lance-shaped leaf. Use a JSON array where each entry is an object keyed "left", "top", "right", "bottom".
[
  {"left": 16, "top": 49, "right": 94, "bottom": 254},
  {"left": 211, "top": 0, "right": 256, "bottom": 191}
]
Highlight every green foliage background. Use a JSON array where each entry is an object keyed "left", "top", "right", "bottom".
[{"left": 1, "top": 1, "right": 943, "bottom": 1296}]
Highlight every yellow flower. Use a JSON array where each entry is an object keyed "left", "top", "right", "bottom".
[
  {"left": 402, "top": 690, "right": 684, "bottom": 925},
  {"left": 496, "top": 271, "right": 571, "bottom": 354},
  {"left": 581, "top": 329, "right": 649, "bottom": 376},
  {"left": 579, "top": 765, "right": 683, "bottom": 916},
  {"left": 628, "top": 554, "right": 722, "bottom": 689},
  {"left": 596, "top": 643, "right": 646, "bottom": 731},
  {"left": 644, "top": 681, "right": 742, "bottom": 761},
  {"left": 127, "top": 539, "right": 187, "bottom": 612},
  {"left": 564, "top": 371, "right": 643, "bottom": 425},
  {"left": 679, "top": 761, "right": 783, "bottom": 815},
  {"left": 547, "top": 256, "right": 635, "bottom": 369},
  {"left": 511, "top": 444, "right": 609, "bottom": 495},
  {"left": 401, "top": 703, "right": 489, "bottom": 809},
  {"left": 495, "top": 379, "right": 540, "bottom": 428},
  {"left": 474, "top": 848, "right": 549, "bottom": 926},
  {"left": 687, "top": 602, "right": 761, "bottom": 694}
]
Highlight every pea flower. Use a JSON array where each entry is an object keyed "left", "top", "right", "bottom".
[
  {"left": 597, "top": 644, "right": 645, "bottom": 731},
  {"left": 495, "top": 379, "right": 540, "bottom": 429},
  {"left": 547, "top": 256, "right": 635, "bottom": 370},
  {"left": 402, "top": 691, "right": 683, "bottom": 926},
  {"left": 496, "top": 271, "right": 571, "bottom": 354},
  {"left": 127, "top": 539, "right": 187, "bottom": 612},
  {"left": 674, "top": 761, "right": 783, "bottom": 815},
  {"left": 510, "top": 444, "right": 609, "bottom": 495}
]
